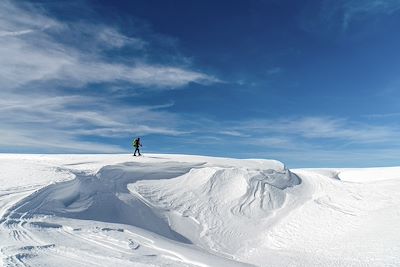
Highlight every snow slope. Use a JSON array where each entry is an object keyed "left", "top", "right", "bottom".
[{"left": 0, "top": 154, "right": 399, "bottom": 266}]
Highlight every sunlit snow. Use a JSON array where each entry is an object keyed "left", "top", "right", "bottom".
[{"left": 1, "top": 154, "right": 399, "bottom": 266}]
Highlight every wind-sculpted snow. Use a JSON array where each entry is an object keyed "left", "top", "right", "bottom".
[
  {"left": 129, "top": 166, "right": 300, "bottom": 255},
  {"left": 0, "top": 156, "right": 258, "bottom": 266},
  {"left": 2, "top": 161, "right": 203, "bottom": 242},
  {"left": 1, "top": 154, "right": 400, "bottom": 267}
]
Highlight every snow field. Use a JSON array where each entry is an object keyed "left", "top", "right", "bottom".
[{"left": 0, "top": 154, "right": 399, "bottom": 266}]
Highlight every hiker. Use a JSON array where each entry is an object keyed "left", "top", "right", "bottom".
[{"left": 133, "top": 137, "right": 142, "bottom": 156}]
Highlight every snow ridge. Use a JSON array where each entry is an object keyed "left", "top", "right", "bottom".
[
  {"left": 1, "top": 154, "right": 400, "bottom": 266},
  {"left": 129, "top": 165, "right": 300, "bottom": 255}
]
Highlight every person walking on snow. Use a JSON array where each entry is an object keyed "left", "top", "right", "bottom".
[{"left": 133, "top": 137, "right": 142, "bottom": 156}]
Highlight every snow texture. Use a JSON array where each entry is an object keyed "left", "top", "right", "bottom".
[{"left": 0, "top": 154, "right": 399, "bottom": 266}]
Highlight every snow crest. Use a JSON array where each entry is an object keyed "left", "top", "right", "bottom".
[
  {"left": 1, "top": 161, "right": 203, "bottom": 242},
  {"left": 1, "top": 156, "right": 298, "bottom": 261},
  {"left": 129, "top": 165, "right": 300, "bottom": 254}
]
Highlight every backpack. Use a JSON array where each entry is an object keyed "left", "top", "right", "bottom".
[{"left": 133, "top": 139, "right": 139, "bottom": 147}]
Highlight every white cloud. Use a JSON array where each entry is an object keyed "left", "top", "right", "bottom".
[
  {"left": 96, "top": 27, "right": 146, "bottom": 49},
  {"left": 0, "top": 0, "right": 219, "bottom": 152},
  {"left": 166, "top": 115, "right": 399, "bottom": 149},
  {"left": 54, "top": 63, "right": 219, "bottom": 88},
  {"left": 293, "top": 117, "right": 396, "bottom": 142},
  {"left": 300, "top": 0, "right": 400, "bottom": 34},
  {"left": 344, "top": 0, "right": 400, "bottom": 16},
  {"left": 342, "top": 0, "right": 400, "bottom": 29},
  {"left": 364, "top": 112, "right": 400, "bottom": 119},
  {"left": 218, "top": 130, "right": 249, "bottom": 137},
  {"left": 0, "top": 29, "right": 35, "bottom": 37},
  {"left": 0, "top": 1, "right": 60, "bottom": 32},
  {"left": 240, "top": 116, "right": 397, "bottom": 144},
  {"left": 0, "top": 92, "right": 188, "bottom": 152},
  {"left": 0, "top": 1, "right": 218, "bottom": 91},
  {"left": 0, "top": 93, "right": 184, "bottom": 133},
  {"left": 0, "top": 128, "right": 126, "bottom": 153}
]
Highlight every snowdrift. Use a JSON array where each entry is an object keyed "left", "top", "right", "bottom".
[
  {"left": 1, "top": 154, "right": 400, "bottom": 267},
  {"left": 130, "top": 165, "right": 300, "bottom": 254},
  {"left": 1, "top": 155, "right": 298, "bottom": 265},
  {"left": 2, "top": 161, "right": 203, "bottom": 242}
]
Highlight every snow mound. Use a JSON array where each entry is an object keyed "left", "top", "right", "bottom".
[
  {"left": 1, "top": 155, "right": 301, "bottom": 265},
  {"left": 129, "top": 164, "right": 300, "bottom": 254},
  {"left": 3, "top": 161, "right": 203, "bottom": 243}
]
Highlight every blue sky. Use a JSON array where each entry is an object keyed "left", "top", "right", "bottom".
[{"left": 1, "top": 0, "right": 400, "bottom": 167}]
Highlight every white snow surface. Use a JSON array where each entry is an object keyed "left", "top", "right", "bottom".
[{"left": 0, "top": 154, "right": 399, "bottom": 267}]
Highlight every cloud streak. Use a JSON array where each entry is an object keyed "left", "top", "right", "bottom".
[
  {"left": 300, "top": 0, "right": 400, "bottom": 34},
  {"left": 0, "top": 1, "right": 218, "bottom": 91},
  {"left": 0, "top": 92, "right": 188, "bottom": 152},
  {"left": 0, "top": 0, "right": 219, "bottom": 152},
  {"left": 342, "top": 0, "right": 400, "bottom": 29},
  {"left": 237, "top": 116, "right": 398, "bottom": 144},
  {"left": 170, "top": 115, "right": 400, "bottom": 151},
  {"left": 178, "top": 115, "right": 400, "bottom": 167}
]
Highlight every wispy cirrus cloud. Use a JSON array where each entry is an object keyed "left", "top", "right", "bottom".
[
  {"left": 0, "top": 0, "right": 219, "bottom": 152},
  {"left": 0, "top": 92, "right": 187, "bottom": 152},
  {"left": 0, "top": 128, "right": 126, "bottom": 153},
  {"left": 342, "top": 0, "right": 400, "bottom": 17},
  {"left": 238, "top": 116, "right": 398, "bottom": 144},
  {"left": 179, "top": 116, "right": 400, "bottom": 166},
  {"left": 217, "top": 130, "right": 249, "bottom": 137},
  {"left": 364, "top": 112, "right": 400, "bottom": 119},
  {"left": 341, "top": 0, "right": 400, "bottom": 29},
  {"left": 300, "top": 0, "right": 400, "bottom": 34},
  {"left": 0, "top": 93, "right": 184, "bottom": 134},
  {"left": 96, "top": 27, "right": 146, "bottom": 49},
  {"left": 184, "top": 115, "right": 399, "bottom": 158},
  {"left": 171, "top": 115, "right": 400, "bottom": 150},
  {"left": 0, "top": 0, "right": 218, "bottom": 91}
]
